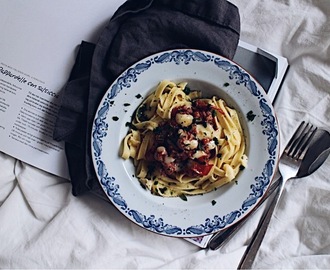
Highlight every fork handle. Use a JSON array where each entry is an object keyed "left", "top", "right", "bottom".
[{"left": 237, "top": 177, "right": 284, "bottom": 269}]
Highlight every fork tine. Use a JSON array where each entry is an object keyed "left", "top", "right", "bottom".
[
  {"left": 288, "top": 122, "right": 313, "bottom": 156},
  {"left": 294, "top": 126, "right": 317, "bottom": 160},
  {"left": 287, "top": 122, "right": 317, "bottom": 160},
  {"left": 284, "top": 121, "right": 307, "bottom": 154}
]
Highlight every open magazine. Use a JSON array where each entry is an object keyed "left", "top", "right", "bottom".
[{"left": 0, "top": 1, "right": 288, "bottom": 248}]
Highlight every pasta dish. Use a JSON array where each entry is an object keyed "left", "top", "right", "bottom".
[{"left": 121, "top": 80, "right": 248, "bottom": 197}]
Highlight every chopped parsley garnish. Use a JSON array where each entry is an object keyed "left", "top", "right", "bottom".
[
  {"left": 148, "top": 164, "right": 156, "bottom": 175},
  {"left": 183, "top": 86, "right": 191, "bottom": 95},
  {"left": 139, "top": 182, "right": 146, "bottom": 190},
  {"left": 159, "top": 187, "right": 168, "bottom": 194},
  {"left": 125, "top": 122, "right": 137, "bottom": 130},
  {"left": 153, "top": 127, "right": 161, "bottom": 134},
  {"left": 197, "top": 141, "right": 204, "bottom": 151},
  {"left": 136, "top": 104, "right": 148, "bottom": 121},
  {"left": 112, "top": 116, "right": 119, "bottom": 121},
  {"left": 123, "top": 103, "right": 130, "bottom": 107},
  {"left": 247, "top": 110, "right": 256, "bottom": 122},
  {"left": 223, "top": 82, "right": 230, "bottom": 87},
  {"left": 135, "top": 94, "right": 143, "bottom": 99},
  {"left": 211, "top": 200, "right": 217, "bottom": 206},
  {"left": 179, "top": 194, "right": 188, "bottom": 201}
]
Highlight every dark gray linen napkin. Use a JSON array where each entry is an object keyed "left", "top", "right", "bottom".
[{"left": 53, "top": 0, "right": 241, "bottom": 196}]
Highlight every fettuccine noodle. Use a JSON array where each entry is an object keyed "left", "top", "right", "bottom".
[{"left": 121, "top": 80, "right": 248, "bottom": 197}]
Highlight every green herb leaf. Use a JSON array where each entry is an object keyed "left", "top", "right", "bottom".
[
  {"left": 179, "top": 194, "right": 188, "bottom": 201},
  {"left": 183, "top": 86, "right": 191, "bottom": 95},
  {"left": 247, "top": 110, "right": 256, "bottom": 122},
  {"left": 159, "top": 187, "right": 167, "bottom": 194},
  {"left": 125, "top": 122, "right": 137, "bottom": 130},
  {"left": 136, "top": 104, "right": 148, "bottom": 121},
  {"left": 213, "top": 137, "right": 219, "bottom": 145}
]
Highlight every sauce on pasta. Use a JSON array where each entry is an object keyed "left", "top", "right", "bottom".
[{"left": 121, "top": 80, "right": 248, "bottom": 197}]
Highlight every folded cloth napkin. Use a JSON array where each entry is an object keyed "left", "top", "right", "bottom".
[{"left": 53, "top": 0, "right": 241, "bottom": 196}]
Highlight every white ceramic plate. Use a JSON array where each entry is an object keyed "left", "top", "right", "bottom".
[{"left": 91, "top": 49, "right": 279, "bottom": 237}]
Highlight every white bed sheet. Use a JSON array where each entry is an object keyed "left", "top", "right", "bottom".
[{"left": 1, "top": 0, "right": 330, "bottom": 268}]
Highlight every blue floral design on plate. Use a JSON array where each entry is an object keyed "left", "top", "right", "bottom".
[{"left": 91, "top": 49, "right": 279, "bottom": 236}]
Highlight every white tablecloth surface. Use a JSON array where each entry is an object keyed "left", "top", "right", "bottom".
[{"left": 1, "top": 0, "right": 330, "bottom": 268}]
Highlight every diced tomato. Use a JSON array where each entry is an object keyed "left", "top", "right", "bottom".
[
  {"left": 213, "top": 106, "right": 225, "bottom": 115},
  {"left": 194, "top": 99, "right": 208, "bottom": 109},
  {"left": 171, "top": 107, "right": 179, "bottom": 118},
  {"left": 193, "top": 111, "right": 201, "bottom": 119},
  {"left": 189, "top": 161, "right": 213, "bottom": 176},
  {"left": 196, "top": 155, "right": 208, "bottom": 163},
  {"left": 201, "top": 138, "right": 210, "bottom": 145}
]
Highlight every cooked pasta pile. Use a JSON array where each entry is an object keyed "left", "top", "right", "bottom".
[{"left": 121, "top": 80, "right": 248, "bottom": 197}]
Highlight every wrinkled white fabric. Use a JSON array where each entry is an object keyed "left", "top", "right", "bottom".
[
  {"left": 1, "top": 0, "right": 330, "bottom": 269},
  {"left": 230, "top": 0, "right": 330, "bottom": 268}
]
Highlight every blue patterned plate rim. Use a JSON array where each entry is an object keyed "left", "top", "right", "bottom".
[{"left": 91, "top": 49, "right": 279, "bottom": 237}]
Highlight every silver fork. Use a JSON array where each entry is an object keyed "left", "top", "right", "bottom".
[{"left": 238, "top": 121, "right": 317, "bottom": 269}]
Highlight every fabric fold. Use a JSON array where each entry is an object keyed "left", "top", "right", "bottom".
[{"left": 53, "top": 0, "right": 241, "bottom": 196}]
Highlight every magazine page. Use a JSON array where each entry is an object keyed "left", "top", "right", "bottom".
[{"left": 0, "top": 0, "right": 125, "bottom": 179}]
